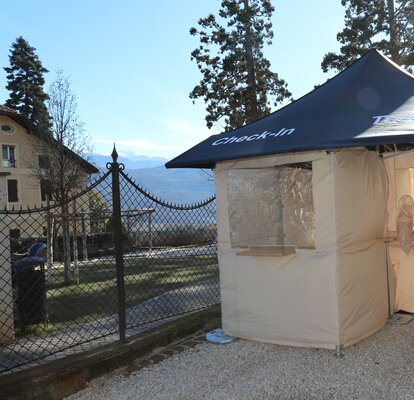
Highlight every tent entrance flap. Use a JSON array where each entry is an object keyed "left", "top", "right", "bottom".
[{"left": 385, "top": 152, "right": 414, "bottom": 313}]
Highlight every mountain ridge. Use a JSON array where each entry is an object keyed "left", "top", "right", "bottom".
[
  {"left": 89, "top": 153, "right": 168, "bottom": 169},
  {"left": 89, "top": 153, "right": 214, "bottom": 204}
]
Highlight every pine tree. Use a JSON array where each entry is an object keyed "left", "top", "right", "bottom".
[
  {"left": 4, "top": 36, "right": 50, "bottom": 133},
  {"left": 322, "top": 0, "right": 414, "bottom": 73},
  {"left": 190, "top": 0, "right": 291, "bottom": 131}
]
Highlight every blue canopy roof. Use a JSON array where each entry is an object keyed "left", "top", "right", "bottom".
[{"left": 166, "top": 49, "right": 414, "bottom": 169}]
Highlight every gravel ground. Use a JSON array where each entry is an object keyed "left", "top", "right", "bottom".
[{"left": 66, "top": 321, "right": 414, "bottom": 400}]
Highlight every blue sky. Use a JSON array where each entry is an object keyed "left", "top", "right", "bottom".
[{"left": 0, "top": 1, "right": 345, "bottom": 160}]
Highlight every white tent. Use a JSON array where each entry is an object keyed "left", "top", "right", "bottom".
[
  {"left": 166, "top": 50, "right": 414, "bottom": 349},
  {"left": 215, "top": 149, "right": 389, "bottom": 349}
]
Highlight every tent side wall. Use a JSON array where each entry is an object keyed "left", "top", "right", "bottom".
[
  {"left": 334, "top": 150, "right": 388, "bottom": 346},
  {"left": 215, "top": 152, "right": 339, "bottom": 349},
  {"left": 384, "top": 152, "right": 414, "bottom": 313}
]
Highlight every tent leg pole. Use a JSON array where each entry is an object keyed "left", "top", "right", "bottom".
[
  {"left": 385, "top": 240, "right": 392, "bottom": 319},
  {"left": 335, "top": 345, "right": 343, "bottom": 358}
]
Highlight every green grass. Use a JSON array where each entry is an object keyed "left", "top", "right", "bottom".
[{"left": 17, "top": 254, "right": 219, "bottom": 336}]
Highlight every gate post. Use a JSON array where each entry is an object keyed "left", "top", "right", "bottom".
[
  {"left": 0, "top": 172, "right": 14, "bottom": 344},
  {"left": 109, "top": 145, "right": 127, "bottom": 342}
]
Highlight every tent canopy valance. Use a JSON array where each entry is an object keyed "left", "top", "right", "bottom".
[{"left": 166, "top": 49, "right": 414, "bottom": 169}]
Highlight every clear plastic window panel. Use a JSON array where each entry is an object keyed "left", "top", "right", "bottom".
[{"left": 227, "top": 166, "right": 315, "bottom": 248}]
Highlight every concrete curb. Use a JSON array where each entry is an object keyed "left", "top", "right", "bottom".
[{"left": 0, "top": 305, "right": 221, "bottom": 400}]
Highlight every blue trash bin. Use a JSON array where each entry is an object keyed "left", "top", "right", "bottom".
[{"left": 12, "top": 243, "right": 47, "bottom": 328}]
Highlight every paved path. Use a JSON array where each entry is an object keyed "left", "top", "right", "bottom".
[{"left": 0, "top": 278, "right": 219, "bottom": 375}]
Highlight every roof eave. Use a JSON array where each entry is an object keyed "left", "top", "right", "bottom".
[{"left": 0, "top": 108, "right": 99, "bottom": 174}]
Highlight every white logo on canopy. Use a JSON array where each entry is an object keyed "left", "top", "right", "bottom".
[
  {"left": 372, "top": 114, "right": 414, "bottom": 126},
  {"left": 212, "top": 128, "right": 295, "bottom": 146}
]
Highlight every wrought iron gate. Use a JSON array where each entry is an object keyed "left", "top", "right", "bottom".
[{"left": 0, "top": 148, "right": 219, "bottom": 374}]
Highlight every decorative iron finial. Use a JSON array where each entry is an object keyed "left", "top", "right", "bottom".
[{"left": 111, "top": 144, "right": 118, "bottom": 163}]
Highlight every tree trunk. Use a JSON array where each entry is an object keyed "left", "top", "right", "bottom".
[
  {"left": 46, "top": 195, "right": 54, "bottom": 284},
  {"left": 242, "top": 0, "right": 260, "bottom": 124},
  {"left": 81, "top": 214, "right": 88, "bottom": 262},
  {"left": 62, "top": 202, "right": 72, "bottom": 285},
  {"left": 387, "top": 0, "right": 399, "bottom": 62},
  {"left": 72, "top": 199, "right": 79, "bottom": 284}
]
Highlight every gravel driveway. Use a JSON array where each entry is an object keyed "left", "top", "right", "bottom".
[{"left": 66, "top": 320, "right": 414, "bottom": 400}]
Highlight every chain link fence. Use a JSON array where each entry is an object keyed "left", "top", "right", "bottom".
[{"left": 0, "top": 156, "right": 219, "bottom": 374}]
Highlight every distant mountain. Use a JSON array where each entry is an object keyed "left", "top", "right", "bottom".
[
  {"left": 124, "top": 166, "right": 214, "bottom": 204},
  {"left": 89, "top": 153, "right": 167, "bottom": 169},
  {"left": 90, "top": 153, "right": 215, "bottom": 204}
]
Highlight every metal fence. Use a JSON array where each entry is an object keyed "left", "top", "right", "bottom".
[{"left": 0, "top": 149, "right": 219, "bottom": 374}]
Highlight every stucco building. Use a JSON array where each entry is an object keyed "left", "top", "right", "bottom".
[{"left": 0, "top": 105, "right": 98, "bottom": 344}]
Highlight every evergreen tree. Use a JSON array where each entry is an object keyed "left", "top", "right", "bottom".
[
  {"left": 4, "top": 36, "right": 50, "bottom": 133},
  {"left": 322, "top": 0, "right": 414, "bottom": 73},
  {"left": 190, "top": 0, "right": 291, "bottom": 131}
]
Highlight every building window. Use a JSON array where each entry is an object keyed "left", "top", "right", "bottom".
[
  {"left": 40, "top": 179, "right": 53, "bottom": 202},
  {"left": 2, "top": 145, "right": 16, "bottom": 168},
  {"left": 10, "top": 229, "right": 20, "bottom": 239},
  {"left": 39, "top": 155, "right": 50, "bottom": 169},
  {"left": 7, "top": 179, "right": 18, "bottom": 202},
  {"left": 0, "top": 124, "right": 14, "bottom": 134}
]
